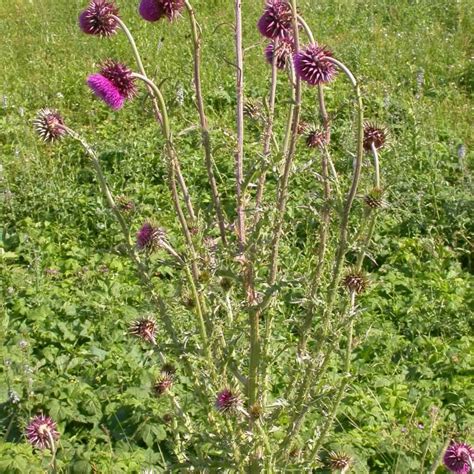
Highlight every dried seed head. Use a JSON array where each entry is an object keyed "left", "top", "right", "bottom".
[
  {"left": 364, "top": 187, "right": 387, "bottom": 209},
  {"left": 342, "top": 270, "right": 369, "bottom": 295},
  {"left": 215, "top": 388, "right": 240, "bottom": 413},
  {"left": 33, "top": 108, "right": 66, "bottom": 143},
  {"left": 328, "top": 451, "right": 353, "bottom": 471},
  {"left": 363, "top": 122, "right": 388, "bottom": 152},
  {"left": 249, "top": 403, "right": 263, "bottom": 420},
  {"left": 294, "top": 43, "right": 338, "bottom": 86},
  {"left": 79, "top": 0, "right": 120, "bottom": 37},
  {"left": 136, "top": 222, "right": 166, "bottom": 252},
  {"left": 25, "top": 414, "right": 60, "bottom": 450},
  {"left": 257, "top": 0, "right": 293, "bottom": 41},
  {"left": 129, "top": 317, "right": 157, "bottom": 344},
  {"left": 306, "top": 127, "right": 328, "bottom": 149}
]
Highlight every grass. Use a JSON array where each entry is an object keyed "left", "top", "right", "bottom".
[{"left": 1, "top": 0, "right": 473, "bottom": 472}]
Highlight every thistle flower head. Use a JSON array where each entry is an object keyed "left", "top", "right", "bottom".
[
  {"left": 139, "top": 0, "right": 185, "bottom": 22},
  {"left": 215, "top": 388, "right": 240, "bottom": 413},
  {"left": 33, "top": 108, "right": 66, "bottom": 143},
  {"left": 136, "top": 222, "right": 166, "bottom": 251},
  {"left": 79, "top": 0, "right": 120, "bottom": 37},
  {"left": 328, "top": 451, "right": 353, "bottom": 471},
  {"left": 25, "top": 414, "right": 60, "bottom": 450},
  {"left": 444, "top": 442, "right": 474, "bottom": 474},
  {"left": 87, "top": 60, "right": 136, "bottom": 110},
  {"left": 342, "top": 269, "right": 369, "bottom": 295},
  {"left": 294, "top": 43, "right": 338, "bottom": 86},
  {"left": 257, "top": 0, "right": 293, "bottom": 40},
  {"left": 306, "top": 127, "right": 328, "bottom": 149},
  {"left": 153, "top": 365, "right": 176, "bottom": 396},
  {"left": 129, "top": 316, "right": 157, "bottom": 344},
  {"left": 265, "top": 40, "right": 294, "bottom": 70},
  {"left": 364, "top": 187, "right": 387, "bottom": 209},
  {"left": 363, "top": 122, "right": 388, "bottom": 152}
]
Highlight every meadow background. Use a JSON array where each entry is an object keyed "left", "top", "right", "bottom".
[{"left": 1, "top": 0, "right": 473, "bottom": 472}]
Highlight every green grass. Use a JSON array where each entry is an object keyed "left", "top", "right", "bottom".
[{"left": 1, "top": 0, "right": 473, "bottom": 472}]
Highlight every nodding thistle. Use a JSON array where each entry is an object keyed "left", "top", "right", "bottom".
[
  {"left": 87, "top": 60, "right": 137, "bottom": 110},
  {"left": 342, "top": 269, "right": 369, "bottom": 295},
  {"left": 294, "top": 43, "right": 338, "bottom": 86},
  {"left": 129, "top": 316, "right": 157, "bottom": 345},
  {"left": 364, "top": 187, "right": 387, "bottom": 209},
  {"left": 139, "top": 0, "right": 185, "bottom": 23},
  {"left": 136, "top": 222, "right": 167, "bottom": 252},
  {"left": 33, "top": 108, "right": 66, "bottom": 143},
  {"left": 265, "top": 40, "right": 294, "bottom": 70},
  {"left": 79, "top": 0, "right": 120, "bottom": 37},
  {"left": 306, "top": 127, "right": 328, "bottom": 149},
  {"left": 443, "top": 441, "right": 474, "bottom": 474},
  {"left": 328, "top": 451, "right": 353, "bottom": 472},
  {"left": 25, "top": 414, "right": 60, "bottom": 450},
  {"left": 215, "top": 388, "right": 240, "bottom": 413},
  {"left": 257, "top": 0, "right": 293, "bottom": 41},
  {"left": 363, "top": 122, "right": 389, "bottom": 152}
]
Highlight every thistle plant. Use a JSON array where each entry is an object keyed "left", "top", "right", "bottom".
[{"left": 32, "top": 0, "right": 397, "bottom": 469}]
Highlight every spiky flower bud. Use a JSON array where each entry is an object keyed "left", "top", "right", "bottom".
[
  {"left": 364, "top": 187, "right": 387, "bottom": 209},
  {"left": 87, "top": 60, "right": 137, "bottom": 110},
  {"left": 342, "top": 270, "right": 369, "bottom": 295},
  {"left": 328, "top": 451, "right": 353, "bottom": 472},
  {"left": 257, "top": 0, "right": 293, "bottom": 40},
  {"left": 33, "top": 108, "right": 66, "bottom": 143},
  {"left": 153, "top": 365, "right": 176, "bottom": 396},
  {"left": 215, "top": 388, "right": 240, "bottom": 413},
  {"left": 139, "top": 0, "right": 185, "bottom": 22},
  {"left": 79, "top": 0, "right": 120, "bottom": 37},
  {"left": 306, "top": 128, "right": 328, "bottom": 149},
  {"left": 243, "top": 99, "right": 263, "bottom": 121},
  {"left": 129, "top": 316, "right": 157, "bottom": 344},
  {"left": 264, "top": 40, "right": 294, "bottom": 70},
  {"left": 443, "top": 442, "right": 474, "bottom": 474},
  {"left": 25, "top": 414, "right": 60, "bottom": 450},
  {"left": 363, "top": 122, "right": 388, "bottom": 152},
  {"left": 294, "top": 43, "right": 338, "bottom": 86},
  {"left": 136, "top": 222, "right": 166, "bottom": 252}
]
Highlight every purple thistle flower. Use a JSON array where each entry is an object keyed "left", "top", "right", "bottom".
[
  {"left": 306, "top": 128, "right": 328, "bottom": 149},
  {"left": 33, "top": 108, "right": 66, "bottom": 143},
  {"left": 215, "top": 388, "right": 240, "bottom": 413},
  {"left": 139, "top": 0, "right": 185, "bottom": 22},
  {"left": 257, "top": 0, "right": 293, "bottom": 40},
  {"left": 294, "top": 43, "right": 338, "bottom": 86},
  {"left": 444, "top": 442, "right": 474, "bottom": 474},
  {"left": 153, "top": 365, "right": 176, "bottom": 396},
  {"left": 79, "top": 0, "right": 120, "bottom": 37},
  {"left": 265, "top": 40, "right": 294, "bottom": 70},
  {"left": 87, "top": 60, "right": 136, "bottom": 110},
  {"left": 25, "top": 414, "right": 60, "bottom": 450},
  {"left": 136, "top": 222, "right": 166, "bottom": 251},
  {"left": 129, "top": 316, "right": 157, "bottom": 344},
  {"left": 363, "top": 122, "right": 389, "bottom": 152}
]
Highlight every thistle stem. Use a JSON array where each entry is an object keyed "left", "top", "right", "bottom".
[
  {"left": 371, "top": 141, "right": 381, "bottom": 188},
  {"left": 184, "top": 1, "right": 227, "bottom": 244}
]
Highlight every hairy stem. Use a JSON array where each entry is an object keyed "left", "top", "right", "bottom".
[
  {"left": 371, "top": 141, "right": 381, "bottom": 188},
  {"left": 184, "top": 1, "right": 227, "bottom": 244}
]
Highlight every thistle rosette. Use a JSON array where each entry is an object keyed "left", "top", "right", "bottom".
[
  {"left": 257, "top": 0, "right": 293, "bottom": 40},
  {"left": 443, "top": 442, "right": 474, "bottom": 474},
  {"left": 33, "top": 108, "right": 67, "bottom": 143},
  {"left": 79, "top": 0, "right": 120, "bottom": 37},
  {"left": 294, "top": 43, "right": 338, "bottom": 86},
  {"left": 139, "top": 0, "right": 185, "bottom": 22},
  {"left": 25, "top": 414, "right": 60, "bottom": 450}
]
